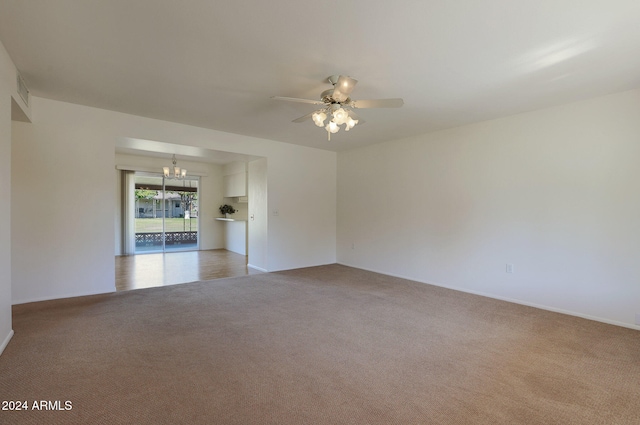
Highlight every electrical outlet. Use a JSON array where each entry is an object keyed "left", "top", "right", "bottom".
[
  {"left": 506, "top": 264, "right": 514, "bottom": 274},
  {"left": 272, "top": 210, "right": 279, "bottom": 216},
  {"left": 635, "top": 313, "right": 640, "bottom": 325},
  {"left": 351, "top": 243, "right": 355, "bottom": 250}
]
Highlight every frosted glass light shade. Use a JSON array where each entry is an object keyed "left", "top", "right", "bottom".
[
  {"left": 326, "top": 121, "right": 339, "bottom": 133},
  {"left": 332, "top": 108, "right": 348, "bottom": 125},
  {"left": 312, "top": 111, "right": 327, "bottom": 127},
  {"left": 345, "top": 117, "right": 358, "bottom": 131}
]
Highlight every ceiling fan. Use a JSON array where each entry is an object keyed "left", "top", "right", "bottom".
[{"left": 271, "top": 75, "right": 403, "bottom": 140}]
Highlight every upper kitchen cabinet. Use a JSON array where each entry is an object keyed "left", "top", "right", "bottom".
[
  {"left": 223, "top": 173, "right": 246, "bottom": 197},
  {"left": 223, "top": 162, "right": 247, "bottom": 198}
]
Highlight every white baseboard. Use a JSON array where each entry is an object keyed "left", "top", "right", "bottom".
[
  {"left": 12, "top": 288, "right": 115, "bottom": 306},
  {"left": 337, "top": 262, "right": 640, "bottom": 332},
  {"left": 247, "top": 264, "right": 268, "bottom": 273},
  {"left": 0, "top": 330, "right": 14, "bottom": 356}
]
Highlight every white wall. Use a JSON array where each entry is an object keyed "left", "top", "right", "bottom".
[
  {"left": 12, "top": 97, "right": 336, "bottom": 303},
  {"left": 114, "top": 153, "right": 225, "bottom": 254},
  {"left": 338, "top": 88, "right": 640, "bottom": 329},
  {"left": 0, "top": 40, "right": 31, "bottom": 354},
  {"left": 0, "top": 43, "right": 14, "bottom": 353},
  {"left": 248, "top": 158, "right": 268, "bottom": 271},
  {"left": 12, "top": 103, "right": 117, "bottom": 303},
  {"left": 267, "top": 148, "right": 336, "bottom": 271}
]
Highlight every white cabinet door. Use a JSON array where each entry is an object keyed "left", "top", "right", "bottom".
[
  {"left": 223, "top": 172, "right": 246, "bottom": 197},
  {"left": 222, "top": 175, "right": 232, "bottom": 197}
]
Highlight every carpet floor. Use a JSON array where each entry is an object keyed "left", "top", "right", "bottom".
[{"left": 1, "top": 264, "right": 639, "bottom": 424}]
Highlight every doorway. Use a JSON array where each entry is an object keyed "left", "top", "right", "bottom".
[{"left": 132, "top": 172, "right": 199, "bottom": 253}]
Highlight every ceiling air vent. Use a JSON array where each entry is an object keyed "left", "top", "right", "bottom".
[{"left": 17, "top": 72, "right": 29, "bottom": 106}]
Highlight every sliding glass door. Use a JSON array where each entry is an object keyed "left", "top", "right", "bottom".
[{"left": 133, "top": 172, "right": 199, "bottom": 253}]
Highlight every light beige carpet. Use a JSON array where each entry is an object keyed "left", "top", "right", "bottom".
[{"left": 1, "top": 264, "right": 639, "bottom": 424}]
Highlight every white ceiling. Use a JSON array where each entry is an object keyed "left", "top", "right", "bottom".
[{"left": 1, "top": 0, "right": 639, "bottom": 152}]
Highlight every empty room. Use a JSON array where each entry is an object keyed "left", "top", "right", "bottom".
[{"left": 1, "top": 1, "right": 639, "bottom": 424}]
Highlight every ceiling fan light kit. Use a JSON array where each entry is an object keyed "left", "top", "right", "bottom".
[
  {"left": 272, "top": 75, "right": 403, "bottom": 141},
  {"left": 311, "top": 105, "right": 358, "bottom": 140}
]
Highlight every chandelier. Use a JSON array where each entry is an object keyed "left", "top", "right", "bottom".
[
  {"left": 311, "top": 104, "right": 359, "bottom": 141},
  {"left": 163, "top": 154, "right": 187, "bottom": 179}
]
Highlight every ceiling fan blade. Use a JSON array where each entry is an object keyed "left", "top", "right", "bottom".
[
  {"left": 292, "top": 111, "right": 316, "bottom": 123},
  {"left": 352, "top": 98, "right": 404, "bottom": 109},
  {"left": 271, "top": 96, "right": 324, "bottom": 105},
  {"left": 332, "top": 75, "right": 358, "bottom": 102}
]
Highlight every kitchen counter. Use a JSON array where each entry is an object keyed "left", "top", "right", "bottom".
[{"left": 216, "top": 218, "right": 247, "bottom": 255}]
